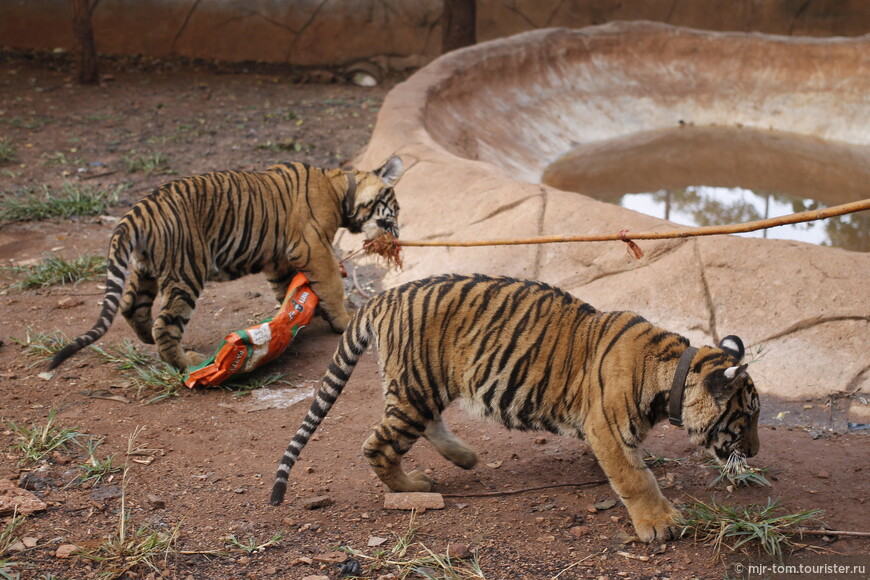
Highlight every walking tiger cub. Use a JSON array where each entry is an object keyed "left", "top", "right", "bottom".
[
  {"left": 50, "top": 157, "right": 403, "bottom": 370},
  {"left": 270, "top": 274, "right": 760, "bottom": 542}
]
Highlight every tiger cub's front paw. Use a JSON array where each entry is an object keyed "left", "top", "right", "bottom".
[
  {"left": 632, "top": 504, "right": 681, "bottom": 543},
  {"left": 403, "top": 470, "right": 434, "bottom": 492}
]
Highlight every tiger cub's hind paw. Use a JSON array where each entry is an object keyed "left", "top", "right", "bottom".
[{"left": 185, "top": 350, "right": 208, "bottom": 367}]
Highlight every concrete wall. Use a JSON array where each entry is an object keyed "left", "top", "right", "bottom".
[
  {"left": 0, "top": 0, "right": 442, "bottom": 69},
  {"left": 2, "top": 0, "right": 869, "bottom": 69}
]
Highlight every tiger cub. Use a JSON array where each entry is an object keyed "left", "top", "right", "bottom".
[
  {"left": 50, "top": 157, "right": 403, "bottom": 370},
  {"left": 270, "top": 274, "right": 760, "bottom": 542}
]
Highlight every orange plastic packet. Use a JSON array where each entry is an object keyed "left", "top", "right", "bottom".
[{"left": 184, "top": 273, "right": 318, "bottom": 388}]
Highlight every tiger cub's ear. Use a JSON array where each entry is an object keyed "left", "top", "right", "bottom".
[
  {"left": 375, "top": 156, "right": 404, "bottom": 186},
  {"left": 706, "top": 364, "right": 750, "bottom": 401},
  {"left": 718, "top": 335, "right": 745, "bottom": 362}
]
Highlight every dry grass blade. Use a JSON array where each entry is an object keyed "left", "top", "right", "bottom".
[
  {"left": 78, "top": 427, "right": 182, "bottom": 579},
  {"left": 342, "top": 511, "right": 486, "bottom": 579},
  {"left": 10, "top": 327, "right": 69, "bottom": 363},
  {"left": 363, "top": 232, "right": 404, "bottom": 270},
  {"left": 709, "top": 456, "right": 772, "bottom": 488},
  {"left": 79, "top": 519, "right": 181, "bottom": 579},
  {"left": 0, "top": 508, "right": 27, "bottom": 571}
]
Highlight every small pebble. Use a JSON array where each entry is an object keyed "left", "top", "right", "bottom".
[
  {"left": 55, "top": 544, "right": 79, "bottom": 559},
  {"left": 447, "top": 543, "right": 471, "bottom": 559},
  {"left": 301, "top": 495, "right": 334, "bottom": 510},
  {"left": 339, "top": 557, "right": 362, "bottom": 577},
  {"left": 569, "top": 525, "right": 588, "bottom": 538}
]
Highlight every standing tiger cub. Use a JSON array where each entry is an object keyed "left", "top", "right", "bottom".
[
  {"left": 50, "top": 156, "right": 403, "bottom": 370},
  {"left": 271, "top": 274, "right": 760, "bottom": 542}
]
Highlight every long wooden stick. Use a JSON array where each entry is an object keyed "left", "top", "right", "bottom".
[
  {"left": 798, "top": 528, "right": 870, "bottom": 538},
  {"left": 398, "top": 198, "right": 870, "bottom": 248},
  {"left": 440, "top": 479, "right": 607, "bottom": 498}
]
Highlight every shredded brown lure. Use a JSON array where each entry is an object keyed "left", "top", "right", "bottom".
[
  {"left": 617, "top": 229, "right": 644, "bottom": 260},
  {"left": 363, "top": 233, "right": 404, "bottom": 270}
]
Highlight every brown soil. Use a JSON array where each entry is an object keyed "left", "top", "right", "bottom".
[{"left": 1, "top": 53, "right": 868, "bottom": 580}]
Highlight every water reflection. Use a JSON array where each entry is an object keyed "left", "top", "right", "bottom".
[
  {"left": 620, "top": 187, "right": 869, "bottom": 252},
  {"left": 541, "top": 126, "right": 870, "bottom": 252}
]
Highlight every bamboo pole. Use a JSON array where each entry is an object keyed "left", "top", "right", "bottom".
[
  {"left": 798, "top": 528, "right": 870, "bottom": 538},
  {"left": 397, "top": 198, "right": 870, "bottom": 248}
]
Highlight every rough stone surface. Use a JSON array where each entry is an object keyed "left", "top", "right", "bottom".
[
  {"left": 300, "top": 495, "right": 334, "bottom": 510},
  {"left": 146, "top": 494, "right": 166, "bottom": 510},
  {"left": 354, "top": 22, "right": 870, "bottom": 402},
  {"left": 0, "top": 478, "right": 48, "bottom": 516},
  {"left": 383, "top": 492, "right": 445, "bottom": 510}
]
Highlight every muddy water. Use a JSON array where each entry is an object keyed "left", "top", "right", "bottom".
[{"left": 542, "top": 126, "right": 870, "bottom": 251}]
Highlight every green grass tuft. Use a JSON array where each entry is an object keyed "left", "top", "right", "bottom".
[
  {"left": 88, "top": 340, "right": 155, "bottom": 370},
  {"left": 680, "top": 497, "right": 822, "bottom": 561},
  {"left": 122, "top": 151, "right": 173, "bottom": 175},
  {"left": 78, "top": 427, "right": 182, "bottom": 579},
  {"left": 225, "top": 531, "right": 283, "bottom": 554},
  {"left": 132, "top": 363, "right": 186, "bottom": 404},
  {"left": 0, "top": 509, "right": 27, "bottom": 572},
  {"left": 79, "top": 520, "right": 181, "bottom": 579},
  {"left": 0, "top": 182, "right": 123, "bottom": 223},
  {"left": 8, "top": 408, "right": 82, "bottom": 466},
  {"left": 18, "top": 333, "right": 185, "bottom": 405},
  {"left": 342, "top": 513, "right": 486, "bottom": 579},
  {"left": 78, "top": 436, "right": 122, "bottom": 485},
  {"left": 0, "top": 138, "right": 15, "bottom": 164},
  {"left": 7, "top": 254, "right": 106, "bottom": 289},
  {"left": 255, "top": 139, "right": 311, "bottom": 153},
  {"left": 10, "top": 327, "right": 69, "bottom": 360},
  {"left": 222, "top": 371, "right": 288, "bottom": 396}
]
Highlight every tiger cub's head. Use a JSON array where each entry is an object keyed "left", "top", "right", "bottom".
[
  {"left": 682, "top": 336, "right": 760, "bottom": 468},
  {"left": 345, "top": 156, "right": 403, "bottom": 240}
]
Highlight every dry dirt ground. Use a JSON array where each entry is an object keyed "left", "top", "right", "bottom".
[{"left": 1, "top": 52, "right": 868, "bottom": 580}]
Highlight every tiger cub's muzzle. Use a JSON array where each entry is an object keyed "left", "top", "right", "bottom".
[{"left": 363, "top": 217, "right": 399, "bottom": 240}]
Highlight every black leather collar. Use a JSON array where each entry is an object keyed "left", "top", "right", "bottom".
[{"left": 669, "top": 346, "right": 698, "bottom": 427}]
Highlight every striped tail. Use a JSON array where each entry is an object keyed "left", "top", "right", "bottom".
[
  {"left": 269, "top": 310, "right": 372, "bottom": 505},
  {"left": 48, "top": 223, "right": 133, "bottom": 370}
]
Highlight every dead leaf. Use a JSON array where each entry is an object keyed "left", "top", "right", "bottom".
[
  {"left": 57, "top": 297, "right": 83, "bottom": 309},
  {"left": 486, "top": 460, "right": 503, "bottom": 468},
  {"left": 84, "top": 390, "right": 131, "bottom": 404},
  {"left": 613, "top": 531, "right": 636, "bottom": 545}
]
